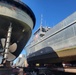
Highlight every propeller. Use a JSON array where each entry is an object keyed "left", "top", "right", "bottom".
[
  {"left": 1, "top": 38, "right": 6, "bottom": 48},
  {"left": 7, "top": 52, "right": 16, "bottom": 61},
  {"left": 1, "top": 38, "right": 17, "bottom": 61},
  {"left": 9, "top": 43, "right": 17, "bottom": 52}
]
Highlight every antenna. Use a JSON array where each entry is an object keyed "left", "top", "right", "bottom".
[
  {"left": 40, "top": 14, "right": 43, "bottom": 31},
  {"left": 40, "top": 14, "right": 43, "bottom": 26}
]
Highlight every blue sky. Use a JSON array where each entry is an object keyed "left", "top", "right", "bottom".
[
  {"left": 20, "top": 0, "right": 76, "bottom": 56},
  {"left": 22, "top": 0, "right": 76, "bottom": 31}
]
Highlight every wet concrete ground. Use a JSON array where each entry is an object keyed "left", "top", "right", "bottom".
[
  {"left": 25, "top": 71, "right": 76, "bottom": 75},
  {"left": 50, "top": 71, "right": 76, "bottom": 75}
]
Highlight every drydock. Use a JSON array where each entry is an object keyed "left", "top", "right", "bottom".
[{"left": 0, "top": 0, "right": 76, "bottom": 75}]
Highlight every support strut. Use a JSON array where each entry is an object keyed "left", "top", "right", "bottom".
[{"left": 2, "top": 23, "right": 12, "bottom": 65}]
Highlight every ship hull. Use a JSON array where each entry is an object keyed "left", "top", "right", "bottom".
[
  {"left": 0, "top": 0, "right": 36, "bottom": 61},
  {"left": 26, "top": 12, "right": 76, "bottom": 64}
]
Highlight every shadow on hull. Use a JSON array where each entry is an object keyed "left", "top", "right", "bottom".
[
  {"left": 27, "top": 47, "right": 60, "bottom": 64},
  {"left": 27, "top": 46, "right": 76, "bottom": 65},
  {"left": 0, "top": 15, "right": 32, "bottom": 58}
]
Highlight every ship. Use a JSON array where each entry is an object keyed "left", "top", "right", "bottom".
[
  {"left": 25, "top": 12, "right": 76, "bottom": 66},
  {"left": 0, "top": 0, "right": 36, "bottom": 62}
]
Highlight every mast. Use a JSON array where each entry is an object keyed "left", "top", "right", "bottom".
[{"left": 40, "top": 14, "right": 43, "bottom": 30}]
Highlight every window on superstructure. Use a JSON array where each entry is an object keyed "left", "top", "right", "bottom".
[{"left": 42, "top": 28, "right": 46, "bottom": 32}]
